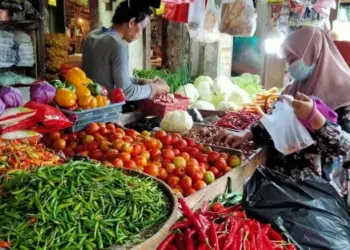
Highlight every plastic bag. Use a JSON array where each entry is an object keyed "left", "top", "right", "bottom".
[
  {"left": 219, "top": 0, "right": 257, "bottom": 37},
  {"left": 187, "top": 0, "right": 206, "bottom": 31},
  {"left": 204, "top": 0, "right": 220, "bottom": 32},
  {"left": 163, "top": 3, "right": 189, "bottom": 23},
  {"left": 260, "top": 99, "right": 314, "bottom": 155},
  {"left": 242, "top": 166, "right": 350, "bottom": 250}
]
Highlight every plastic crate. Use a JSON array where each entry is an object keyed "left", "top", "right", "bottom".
[
  {"left": 61, "top": 103, "right": 124, "bottom": 132},
  {"left": 139, "top": 94, "right": 189, "bottom": 117}
]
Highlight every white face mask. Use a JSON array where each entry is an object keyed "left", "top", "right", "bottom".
[{"left": 288, "top": 32, "right": 315, "bottom": 81}]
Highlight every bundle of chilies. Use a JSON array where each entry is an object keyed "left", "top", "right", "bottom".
[
  {"left": 158, "top": 199, "right": 296, "bottom": 250},
  {"left": 216, "top": 111, "right": 261, "bottom": 131}
]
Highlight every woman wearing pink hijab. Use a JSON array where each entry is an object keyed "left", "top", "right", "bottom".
[{"left": 217, "top": 27, "right": 350, "bottom": 197}]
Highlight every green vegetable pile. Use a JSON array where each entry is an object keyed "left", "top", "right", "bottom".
[
  {"left": 133, "top": 64, "right": 191, "bottom": 93},
  {"left": 232, "top": 73, "right": 264, "bottom": 98},
  {"left": 0, "top": 161, "right": 171, "bottom": 250}
]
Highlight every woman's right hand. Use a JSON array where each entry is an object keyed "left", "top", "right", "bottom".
[
  {"left": 216, "top": 129, "right": 254, "bottom": 148},
  {"left": 152, "top": 81, "right": 169, "bottom": 97}
]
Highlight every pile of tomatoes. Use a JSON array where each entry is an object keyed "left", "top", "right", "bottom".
[{"left": 43, "top": 122, "right": 241, "bottom": 197}]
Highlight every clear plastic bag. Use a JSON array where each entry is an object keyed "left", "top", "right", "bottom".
[
  {"left": 260, "top": 99, "right": 314, "bottom": 155},
  {"left": 219, "top": 0, "right": 257, "bottom": 37},
  {"left": 204, "top": 0, "right": 220, "bottom": 32},
  {"left": 187, "top": 0, "right": 206, "bottom": 31}
]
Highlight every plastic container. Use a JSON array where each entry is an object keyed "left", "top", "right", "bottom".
[
  {"left": 61, "top": 103, "right": 125, "bottom": 132},
  {"left": 139, "top": 94, "right": 190, "bottom": 117}
]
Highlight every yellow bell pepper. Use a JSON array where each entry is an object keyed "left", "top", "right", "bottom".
[
  {"left": 78, "top": 95, "right": 93, "bottom": 108},
  {"left": 96, "top": 95, "right": 108, "bottom": 107},
  {"left": 55, "top": 88, "right": 77, "bottom": 107},
  {"left": 65, "top": 67, "right": 86, "bottom": 87},
  {"left": 90, "top": 97, "right": 97, "bottom": 109},
  {"left": 85, "top": 78, "right": 93, "bottom": 84},
  {"left": 76, "top": 85, "right": 91, "bottom": 98}
]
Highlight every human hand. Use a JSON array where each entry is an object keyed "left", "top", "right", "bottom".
[
  {"left": 292, "top": 92, "right": 314, "bottom": 120},
  {"left": 151, "top": 81, "right": 170, "bottom": 97},
  {"left": 216, "top": 129, "right": 253, "bottom": 148}
]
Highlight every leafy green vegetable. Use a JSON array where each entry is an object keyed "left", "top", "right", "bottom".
[
  {"left": 133, "top": 64, "right": 192, "bottom": 93},
  {"left": 0, "top": 161, "right": 171, "bottom": 249},
  {"left": 233, "top": 73, "right": 264, "bottom": 98}
]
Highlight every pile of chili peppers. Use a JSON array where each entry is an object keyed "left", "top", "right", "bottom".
[
  {"left": 216, "top": 111, "right": 261, "bottom": 130},
  {"left": 158, "top": 199, "right": 296, "bottom": 250}
]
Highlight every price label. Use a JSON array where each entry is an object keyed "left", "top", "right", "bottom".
[{"left": 48, "top": 0, "right": 56, "bottom": 6}]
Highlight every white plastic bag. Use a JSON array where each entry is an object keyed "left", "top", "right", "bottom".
[
  {"left": 188, "top": 0, "right": 206, "bottom": 31},
  {"left": 260, "top": 99, "right": 314, "bottom": 155},
  {"left": 204, "top": 0, "right": 220, "bottom": 32},
  {"left": 219, "top": 0, "right": 257, "bottom": 37}
]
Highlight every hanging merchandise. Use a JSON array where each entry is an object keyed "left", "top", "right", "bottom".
[
  {"left": 203, "top": 0, "right": 220, "bottom": 32},
  {"left": 219, "top": 0, "right": 257, "bottom": 37},
  {"left": 312, "top": 0, "right": 336, "bottom": 17},
  {"left": 188, "top": 0, "right": 206, "bottom": 30},
  {"left": 155, "top": 2, "right": 166, "bottom": 15},
  {"left": 162, "top": 0, "right": 194, "bottom": 3},
  {"left": 163, "top": 2, "right": 189, "bottom": 23}
]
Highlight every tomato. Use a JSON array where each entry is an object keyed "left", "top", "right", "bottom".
[
  {"left": 162, "top": 149, "right": 175, "bottom": 161},
  {"left": 208, "top": 167, "right": 220, "bottom": 178},
  {"left": 64, "top": 147, "right": 74, "bottom": 158},
  {"left": 163, "top": 145, "right": 173, "bottom": 150},
  {"left": 168, "top": 176, "right": 180, "bottom": 188},
  {"left": 224, "top": 166, "right": 232, "bottom": 173},
  {"left": 156, "top": 139, "right": 163, "bottom": 149},
  {"left": 173, "top": 149, "right": 180, "bottom": 156},
  {"left": 86, "top": 142, "right": 98, "bottom": 152},
  {"left": 219, "top": 153, "right": 229, "bottom": 161},
  {"left": 75, "top": 145, "right": 84, "bottom": 153},
  {"left": 166, "top": 163, "right": 176, "bottom": 173},
  {"left": 141, "top": 130, "right": 151, "bottom": 137},
  {"left": 77, "top": 131, "right": 86, "bottom": 139},
  {"left": 108, "top": 133, "right": 123, "bottom": 142},
  {"left": 121, "top": 143, "right": 133, "bottom": 153},
  {"left": 159, "top": 168, "right": 168, "bottom": 180},
  {"left": 141, "top": 151, "right": 151, "bottom": 160},
  {"left": 150, "top": 148, "right": 161, "bottom": 157},
  {"left": 154, "top": 162, "right": 162, "bottom": 168},
  {"left": 122, "top": 136, "right": 134, "bottom": 143},
  {"left": 187, "top": 158, "right": 199, "bottom": 166},
  {"left": 97, "top": 122, "right": 106, "bottom": 128},
  {"left": 112, "top": 139, "right": 124, "bottom": 150},
  {"left": 144, "top": 138, "right": 158, "bottom": 150},
  {"left": 144, "top": 164, "right": 160, "bottom": 177},
  {"left": 173, "top": 133, "right": 182, "bottom": 138},
  {"left": 162, "top": 159, "right": 171, "bottom": 168},
  {"left": 216, "top": 171, "right": 224, "bottom": 179},
  {"left": 79, "top": 150, "right": 89, "bottom": 157},
  {"left": 86, "top": 123, "right": 99, "bottom": 135},
  {"left": 174, "top": 167, "right": 186, "bottom": 178},
  {"left": 171, "top": 135, "right": 180, "bottom": 144},
  {"left": 114, "top": 128, "right": 125, "bottom": 136},
  {"left": 193, "top": 180, "right": 207, "bottom": 190},
  {"left": 61, "top": 134, "right": 69, "bottom": 141},
  {"left": 112, "top": 158, "right": 124, "bottom": 167},
  {"left": 191, "top": 172, "right": 204, "bottom": 182},
  {"left": 119, "top": 152, "right": 131, "bottom": 162},
  {"left": 106, "top": 123, "right": 116, "bottom": 132},
  {"left": 82, "top": 135, "right": 94, "bottom": 144},
  {"left": 228, "top": 155, "right": 241, "bottom": 168},
  {"left": 94, "top": 133, "right": 105, "bottom": 143},
  {"left": 187, "top": 147, "right": 200, "bottom": 158},
  {"left": 174, "top": 139, "right": 187, "bottom": 151},
  {"left": 197, "top": 154, "right": 208, "bottom": 163},
  {"left": 161, "top": 135, "right": 172, "bottom": 145},
  {"left": 215, "top": 158, "right": 227, "bottom": 170},
  {"left": 211, "top": 202, "right": 224, "bottom": 212},
  {"left": 173, "top": 187, "right": 184, "bottom": 196},
  {"left": 155, "top": 130, "right": 167, "bottom": 139},
  {"left": 125, "top": 129, "right": 139, "bottom": 138},
  {"left": 99, "top": 127, "right": 109, "bottom": 135},
  {"left": 203, "top": 146, "right": 212, "bottom": 153},
  {"left": 184, "top": 137, "right": 196, "bottom": 147},
  {"left": 131, "top": 144, "right": 142, "bottom": 157},
  {"left": 49, "top": 131, "right": 61, "bottom": 141},
  {"left": 196, "top": 143, "right": 204, "bottom": 152},
  {"left": 68, "top": 141, "right": 78, "bottom": 149},
  {"left": 152, "top": 155, "right": 162, "bottom": 162},
  {"left": 208, "top": 151, "right": 220, "bottom": 162},
  {"left": 124, "top": 160, "right": 136, "bottom": 169},
  {"left": 181, "top": 176, "right": 192, "bottom": 190},
  {"left": 180, "top": 152, "right": 190, "bottom": 162},
  {"left": 104, "top": 149, "right": 119, "bottom": 161},
  {"left": 199, "top": 164, "right": 207, "bottom": 175},
  {"left": 90, "top": 150, "right": 103, "bottom": 160},
  {"left": 204, "top": 171, "right": 215, "bottom": 184},
  {"left": 173, "top": 157, "right": 186, "bottom": 168},
  {"left": 53, "top": 139, "right": 66, "bottom": 150},
  {"left": 134, "top": 156, "right": 147, "bottom": 167},
  {"left": 185, "top": 163, "right": 200, "bottom": 176},
  {"left": 184, "top": 188, "right": 196, "bottom": 197}
]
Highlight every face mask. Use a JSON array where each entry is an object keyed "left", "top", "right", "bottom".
[
  {"left": 288, "top": 60, "right": 315, "bottom": 81},
  {"left": 288, "top": 31, "right": 315, "bottom": 81}
]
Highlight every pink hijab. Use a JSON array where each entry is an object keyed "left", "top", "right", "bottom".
[{"left": 282, "top": 26, "right": 350, "bottom": 110}]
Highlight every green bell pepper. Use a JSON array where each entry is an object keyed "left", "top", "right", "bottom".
[
  {"left": 50, "top": 80, "right": 65, "bottom": 89},
  {"left": 87, "top": 82, "right": 102, "bottom": 96}
]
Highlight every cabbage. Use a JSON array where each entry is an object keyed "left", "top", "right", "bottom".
[
  {"left": 228, "top": 85, "right": 251, "bottom": 108},
  {"left": 217, "top": 101, "right": 239, "bottom": 111},
  {"left": 175, "top": 84, "right": 199, "bottom": 104},
  {"left": 213, "top": 76, "right": 234, "bottom": 98},
  {"left": 196, "top": 81, "right": 214, "bottom": 102},
  {"left": 0, "top": 86, "right": 24, "bottom": 108},
  {"left": 192, "top": 100, "right": 216, "bottom": 110},
  {"left": 193, "top": 76, "right": 213, "bottom": 88},
  {"left": 30, "top": 81, "right": 56, "bottom": 104},
  {"left": 232, "top": 73, "right": 263, "bottom": 98},
  {"left": 211, "top": 94, "right": 227, "bottom": 108},
  {"left": 161, "top": 111, "right": 193, "bottom": 133}
]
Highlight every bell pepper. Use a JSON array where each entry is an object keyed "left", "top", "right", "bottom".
[
  {"left": 65, "top": 83, "right": 76, "bottom": 92},
  {"left": 50, "top": 80, "right": 65, "bottom": 89},
  {"left": 87, "top": 82, "right": 102, "bottom": 96},
  {"left": 96, "top": 95, "right": 108, "bottom": 107},
  {"left": 76, "top": 85, "right": 91, "bottom": 98},
  {"left": 65, "top": 67, "right": 86, "bottom": 87},
  {"left": 55, "top": 88, "right": 77, "bottom": 107},
  {"left": 110, "top": 88, "right": 126, "bottom": 103},
  {"left": 78, "top": 95, "right": 93, "bottom": 108},
  {"left": 85, "top": 77, "right": 93, "bottom": 84},
  {"left": 90, "top": 97, "right": 97, "bottom": 109}
]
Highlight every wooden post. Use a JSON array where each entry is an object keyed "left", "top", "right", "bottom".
[{"left": 143, "top": 24, "right": 151, "bottom": 69}]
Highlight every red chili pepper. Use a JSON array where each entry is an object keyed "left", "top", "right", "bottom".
[
  {"left": 175, "top": 233, "right": 185, "bottom": 250},
  {"left": 0, "top": 241, "right": 12, "bottom": 248},
  {"left": 200, "top": 200, "right": 209, "bottom": 214},
  {"left": 249, "top": 230, "right": 257, "bottom": 250},
  {"left": 268, "top": 228, "right": 284, "bottom": 241},
  {"left": 28, "top": 217, "right": 37, "bottom": 224},
  {"left": 170, "top": 220, "right": 191, "bottom": 230},
  {"left": 221, "top": 204, "right": 241, "bottom": 214},
  {"left": 286, "top": 244, "right": 297, "bottom": 250},
  {"left": 232, "top": 211, "right": 246, "bottom": 218},
  {"left": 223, "top": 219, "right": 239, "bottom": 250},
  {"left": 272, "top": 244, "right": 284, "bottom": 250},
  {"left": 185, "top": 229, "right": 196, "bottom": 250},
  {"left": 262, "top": 234, "right": 273, "bottom": 250},
  {"left": 262, "top": 224, "right": 271, "bottom": 235},
  {"left": 157, "top": 233, "right": 176, "bottom": 250},
  {"left": 198, "top": 243, "right": 209, "bottom": 250},
  {"left": 208, "top": 222, "right": 219, "bottom": 250},
  {"left": 233, "top": 229, "right": 244, "bottom": 250}
]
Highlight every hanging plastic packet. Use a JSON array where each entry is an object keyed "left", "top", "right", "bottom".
[
  {"left": 187, "top": 0, "right": 206, "bottom": 31},
  {"left": 260, "top": 96, "right": 314, "bottom": 155},
  {"left": 203, "top": 0, "right": 220, "bottom": 32},
  {"left": 219, "top": 0, "right": 257, "bottom": 37}
]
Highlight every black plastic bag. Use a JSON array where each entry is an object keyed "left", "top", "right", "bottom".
[{"left": 242, "top": 166, "right": 350, "bottom": 250}]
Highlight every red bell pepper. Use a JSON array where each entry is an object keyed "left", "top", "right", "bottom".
[{"left": 110, "top": 88, "right": 126, "bottom": 103}]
